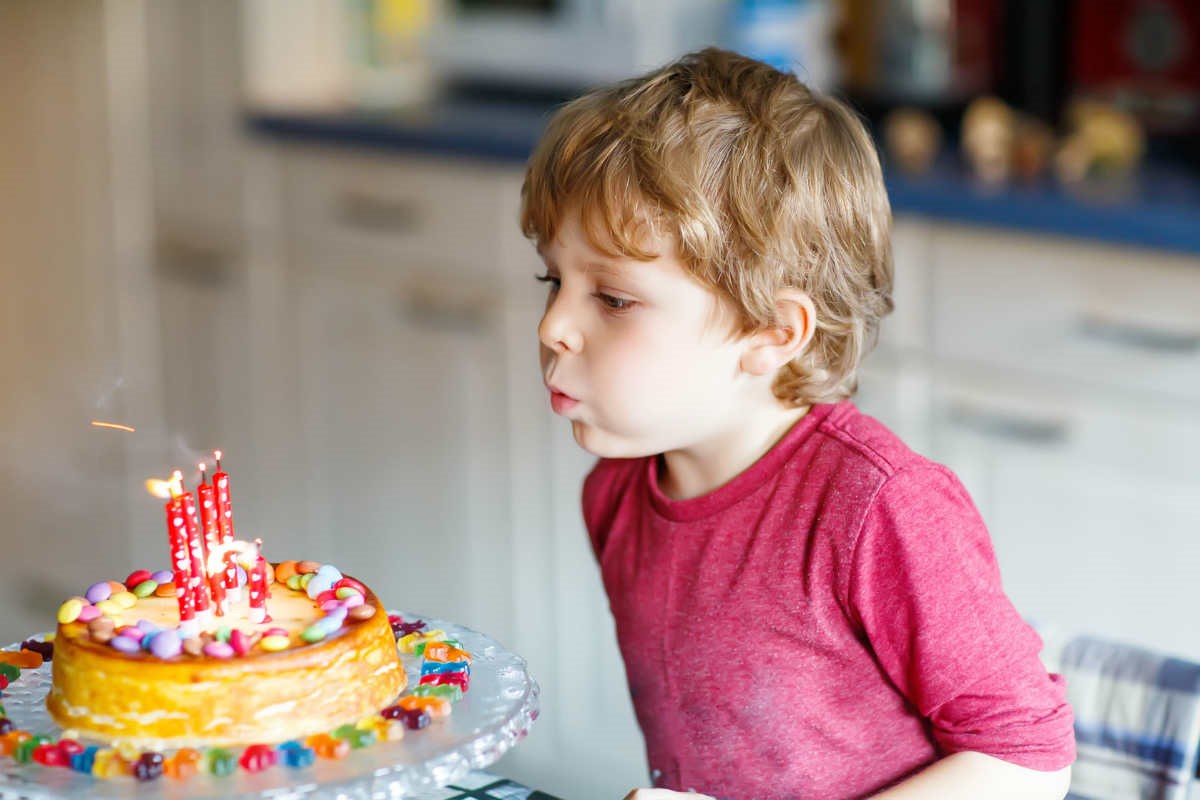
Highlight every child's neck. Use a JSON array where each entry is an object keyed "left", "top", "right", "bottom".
[{"left": 657, "top": 401, "right": 811, "bottom": 501}]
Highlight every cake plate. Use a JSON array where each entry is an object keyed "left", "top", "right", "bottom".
[{"left": 0, "top": 613, "right": 539, "bottom": 799}]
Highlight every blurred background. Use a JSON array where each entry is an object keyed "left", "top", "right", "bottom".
[{"left": 1, "top": 0, "right": 1198, "bottom": 796}]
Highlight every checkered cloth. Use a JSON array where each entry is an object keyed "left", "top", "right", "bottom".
[
  {"left": 1040, "top": 629, "right": 1200, "bottom": 800},
  {"left": 404, "top": 771, "right": 562, "bottom": 800}
]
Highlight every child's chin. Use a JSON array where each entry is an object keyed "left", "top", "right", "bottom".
[{"left": 571, "top": 421, "right": 658, "bottom": 460}]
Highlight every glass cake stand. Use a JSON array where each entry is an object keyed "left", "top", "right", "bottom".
[{"left": 0, "top": 613, "right": 539, "bottom": 799}]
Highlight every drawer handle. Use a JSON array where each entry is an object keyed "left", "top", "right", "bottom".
[
  {"left": 336, "top": 192, "right": 422, "bottom": 234},
  {"left": 397, "top": 285, "right": 491, "bottom": 332},
  {"left": 945, "top": 402, "right": 1070, "bottom": 447},
  {"left": 1078, "top": 313, "right": 1200, "bottom": 355},
  {"left": 154, "top": 235, "right": 233, "bottom": 286}
]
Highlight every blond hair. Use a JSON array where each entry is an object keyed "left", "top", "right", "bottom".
[{"left": 520, "top": 47, "right": 894, "bottom": 406}]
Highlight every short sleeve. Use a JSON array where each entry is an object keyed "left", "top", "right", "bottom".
[{"left": 847, "top": 465, "right": 1076, "bottom": 770}]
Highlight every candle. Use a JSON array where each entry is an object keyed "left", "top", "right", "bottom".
[
  {"left": 165, "top": 478, "right": 196, "bottom": 636},
  {"left": 211, "top": 450, "right": 240, "bottom": 601},
  {"left": 197, "top": 463, "right": 223, "bottom": 615},
  {"left": 197, "top": 464, "right": 221, "bottom": 553},
  {"left": 181, "top": 488, "right": 212, "bottom": 625},
  {"left": 248, "top": 555, "right": 270, "bottom": 624}
]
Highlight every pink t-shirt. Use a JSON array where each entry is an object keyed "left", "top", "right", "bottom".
[{"left": 582, "top": 401, "right": 1075, "bottom": 799}]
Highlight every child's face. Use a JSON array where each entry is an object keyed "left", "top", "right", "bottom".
[{"left": 537, "top": 210, "right": 751, "bottom": 459}]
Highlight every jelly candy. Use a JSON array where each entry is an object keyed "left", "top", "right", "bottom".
[
  {"left": 420, "top": 670, "right": 470, "bottom": 691},
  {"left": 0, "top": 718, "right": 11, "bottom": 736},
  {"left": 32, "top": 742, "right": 67, "bottom": 767},
  {"left": 414, "top": 638, "right": 462, "bottom": 657},
  {"left": 422, "top": 642, "right": 471, "bottom": 664},
  {"left": 206, "top": 747, "right": 237, "bottom": 776},
  {"left": 346, "top": 727, "right": 377, "bottom": 749},
  {"left": 1, "top": 730, "right": 31, "bottom": 756},
  {"left": 304, "top": 733, "right": 349, "bottom": 760},
  {"left": 277, "top": 740, "right": 316, "bottom": 768},
  {"left": 20, "top": 639, "right": 53, "bottom": 661},
  {"left": 91, "top": 749, "right": 129, "bottom": 779},
  {"left": 70, "top": 745, "right": 98, "bottom": 773},
  {"left": 0, "top": 663, "right": 19, "bottom": 682},
  {"left": 0, "top": 650, "right": 40, "bottom": 669},
  {"left": 57, "top": 739, "right": 84, "bottom": 757},
  {"left": 134, "top": 752, "right": 164, "bottom": 781},
  {"left": 398, "top": 695, "right": 451, "bottom": 719},
  {"left": 412, "top": 683, "right": 464, "bottom": 702},
  {"left": 164, "top": 747, "right": 201, "bottom": 779},
  {"left": 331, "top": 723, "right": 358, "bottom": 741},
  {"left": 15, "top": 734, "right": 50, "bottom": 764},
  {"left": 401, "top": 708, "right": 431, "bottom": 730},
  {"left": 420, "top": 659, "right": 470, "bottom": 676},
  {"left": 239, "top": 743, "right": 277, "bottom": 772}
]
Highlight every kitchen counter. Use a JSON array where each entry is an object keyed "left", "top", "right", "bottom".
[{"left": 246, "top": 100, "right": 1200, "bottom": 257}]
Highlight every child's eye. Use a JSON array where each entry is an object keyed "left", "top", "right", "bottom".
[
  {"left": 534, "top": 273, "right": 560, "bottom": 292},
  {"left": 595, "top": 293, "right": 635, "bottom": 312}
]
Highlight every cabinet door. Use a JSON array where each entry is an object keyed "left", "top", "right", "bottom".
[
  {"left": 928, "top": 366, "right": 1200, "bottom": 658},
  {"left": 289, "top": 267, "right": 513, "bottom": 642}
]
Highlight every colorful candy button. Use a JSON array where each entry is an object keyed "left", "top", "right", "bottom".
[
  {"left": 202, "top": 641, "right": 234, "bottom": 659},
  {"left": 132, "top": 579, "right": 158, "bottom": 598},
  {"left": 56, "top": 604, "right": 84, "bottom": 628},
  {"left": 85, "top": 582, "right": 112, "bottom": 604},
  {"left": 125, "top": 570, "right": 153, "bottom": 589},
  {"left": 259, "top": 635, "right": 289, "bottom": 652}
]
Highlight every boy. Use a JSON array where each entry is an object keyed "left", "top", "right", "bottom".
[{"left": 520, "top": 48, "right": 1074, "bottom": 800}]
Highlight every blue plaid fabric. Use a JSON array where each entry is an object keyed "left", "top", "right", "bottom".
[{"left": 1042, "top": 634, "right": 1200, "bottom": 800}]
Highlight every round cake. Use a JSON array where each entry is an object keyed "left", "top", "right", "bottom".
[{"left": 46, "top": 566, "right": 406, "bottom": 748}]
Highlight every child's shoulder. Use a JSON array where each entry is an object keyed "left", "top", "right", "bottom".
[{"left": 812, "top": 401, "right": 945, "bottom": 486}]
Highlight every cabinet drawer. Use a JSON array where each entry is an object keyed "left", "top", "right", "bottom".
[
  {"left": 929, "top": 225, "right": 1200, "bottom": 402},
  {"left": 282, "top": 147, "right": 515, "bottom": 279},
  {"left": 928, "top": 363, "right": 1200, "bottom": 487}
]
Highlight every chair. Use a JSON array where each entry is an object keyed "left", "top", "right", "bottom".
[{"left": 1040, "top": 630, "right": 1200, "bottom": 800}]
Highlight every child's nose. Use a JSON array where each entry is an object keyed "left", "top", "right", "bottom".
[{"left": 538, "top": 296, "right": 583, "bottom": 354}]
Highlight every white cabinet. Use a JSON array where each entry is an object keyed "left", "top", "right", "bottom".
[
  {"left": 240, "top": 144, "right": 649, "bottom": 797},
  {"left": 857, "top": 216, "right": 1200, "bottom": 658},
  {"left": 928, "top": 363, "right": 1200, "bottom": 655},
  {"left": 288, "top": 264, "right": 514, "bottom": 641}
]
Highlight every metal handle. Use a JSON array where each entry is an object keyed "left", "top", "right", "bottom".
[
  {"left": 336, "top": 191, "right": 422, "bottom": 234},
  {"left": 944, "top": 401, "right": 1070, "bottom": 447},
  {"left": 397, "top": 284, "right": 491, "bottom": 333},
  {"left": 154, "top": 235, "right": 233, "bottom": 286},
  {"left": 1078, "top": 313, "right": 1200, "bottom": 355}
]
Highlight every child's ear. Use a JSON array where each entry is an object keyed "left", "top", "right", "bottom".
[{"left": 738, "top": 289, "right": 817, "bottom": 377}]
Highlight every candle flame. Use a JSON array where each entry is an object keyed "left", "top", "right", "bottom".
[
  {"left": 144, "top": 477, "right": 175, "bottom": 499},
  {"left": 214, "top": 450, "right": 222, "bottom": 461},
  {"left": 91, "top": 420, "right": 135, "bottom": 433}
]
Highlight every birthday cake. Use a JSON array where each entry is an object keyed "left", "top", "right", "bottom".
[
  {"left": 46, "top": 562, "right": 406, "bottom": 747},
  {"left": 44, "top": 458, "right": 409, "bottom": 748}
]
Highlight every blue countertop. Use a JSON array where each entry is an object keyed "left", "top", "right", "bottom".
[{"left": 246, "top": 102, "right": 1200, "bottom": 257}]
